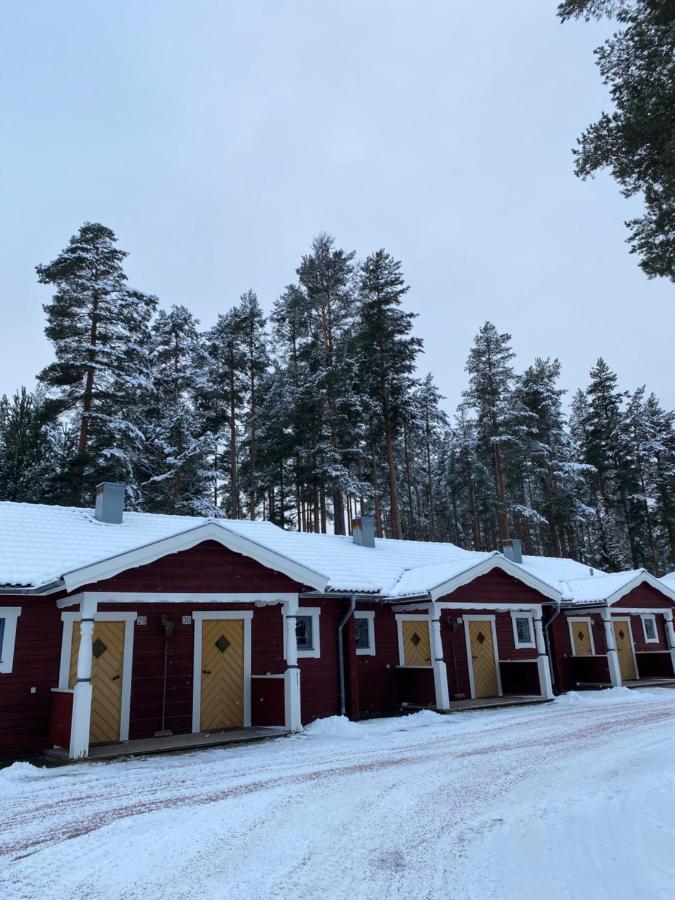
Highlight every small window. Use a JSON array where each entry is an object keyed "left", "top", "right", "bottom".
[
  {"left": 296, "top": 616, "right": 314, "bottom": 651},
  {"left": 286, "top": 607, "right": 321, "bottom": 659},
  {"left": 642, "top": 614, "right": 658, "bottom": 644},
  {"left": 354, "top": 611, "right": 375, "bottom": 655},
  {"left": 511, "top": 612, "right": 536, "bottom": 649},
  {"left": 0, "top": 607, "right": 21, "bottom": 674}
]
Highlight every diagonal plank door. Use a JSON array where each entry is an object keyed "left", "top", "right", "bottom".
[
  {"left": 69, "top": 620, "right": 125, "bottom": 744},
  {"left": 613, "top": 619, "right": 637, "bottom": 680},
  {"left": 571, "top": 621, "right": 593, "bottom": 657},
  {"left": 200, "top": 619, "right": 245, "bottom": 731},
  {"left": 402, "top": 620, "right": 431, "bottom": 667},
  {"left": 468, "top": 620, "right": 499, "bottom": 698}
]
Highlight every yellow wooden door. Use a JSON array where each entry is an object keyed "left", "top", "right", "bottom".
[
  {"left": 200, "top": 619, "right": 245, "bottom": 731},
  {"left": 69, "top": 620, "right": 125, "bottom": 744},
  {"left": 401, "top": 620, "right": 431, "bottom": 667},
  {"left": 571, "top": 621, "right": 593, "bottom": 657},
  {"left": 468, "top": 620, "right": 499, "bottom": 698},
  {"left": 613, "top": 620, "right": 637, "bottom": 680}
]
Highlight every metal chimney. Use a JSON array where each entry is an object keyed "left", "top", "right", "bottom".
[
  {"left": 94, "top": 482, "right": 126, "bottom": 524},
  {"left": 502, "top": 538, "right": 523, "bottom": 564},
  {"left": 352, "top": 516, "right": 375, "bottom": 548}
]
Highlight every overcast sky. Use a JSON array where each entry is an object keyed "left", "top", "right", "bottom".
[{"left": 1, "top": 1, "right": 672, "bottom": 415}]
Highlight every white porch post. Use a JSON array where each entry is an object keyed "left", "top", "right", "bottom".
[
  {"left": 69, "top": 596, "right": 98, "bottom": 759},
  {"left": 430, "top": 602, "right": 450, "bottom": 710},
  {"left": 664, "top": 610, "right": 675, "bottom": 677},
  {"left": 283, "top": 597, "right": 302, "bottom": 732},
  {"left": 534, "top": 614, "right": 554, "bottom": 700},
  {"left": 601, "top": 607, "right": 622, "bottom": 688}
]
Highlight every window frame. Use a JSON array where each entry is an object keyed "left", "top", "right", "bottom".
[
  {"left": 283, "top": 606, "right": 321, "bottom": 659},
  {"left": 641, "top": 613, "right": 659, "bottom": 644},
  {"left": 510, "top": 611, "right": 536, "bottom": 650},
  {"left": 0, "top": 607, "right": 22, "bottom": 674},
  {"left": 354, "top": 610, "right": 376, "bottom": 656}
]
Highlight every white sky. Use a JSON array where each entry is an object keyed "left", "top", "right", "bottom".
[{"left": 1, "top": 1, "right": 672, "bottom": 414}]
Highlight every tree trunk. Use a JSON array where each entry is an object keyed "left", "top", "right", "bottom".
[{"left": 74, "top": 292, "right": 100, "bottom": 505}]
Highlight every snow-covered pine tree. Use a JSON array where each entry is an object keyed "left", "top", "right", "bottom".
[
  {"left": 234, "top": 290, "right": 270, "bottom": 520},
  {"left": 199, "top": 309, "right": 246, "bottom": 517},
  {"left": 295, "top": 234, "right": 360, "bottom": 534},
  {"left": 641, "top": 392, "right": 675, "bottom": 571},
  {"left": 463, "top": 322, "right": 517, "bottom": 547},
  {"left": 0, "top": 388, "right": 49, "bottom": 501},
  {"left": 579, "top": 358, "right": 636, "bottom": 568},
  {"left": 139, "top": 305, "right": 213, "bottom": 515},
  {"left": 512, "top": 358, "right": 594, "bottom": 558},
  {"left": 36, "top": 223, "right": 157, "bottom": 505},
  {"left": 356, "top": 250, "right": 422, "bottom": 539}
]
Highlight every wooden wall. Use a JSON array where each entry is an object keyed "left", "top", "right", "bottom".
[{"left": 0, "top": 597, "right": 62, "bottom": 759}]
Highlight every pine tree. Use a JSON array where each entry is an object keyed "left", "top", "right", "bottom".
[
  {"left": 36, "top": 223, "right": 157, "bottom": 505},
  {"left": 140, "top": 306, "right": 213, "bottom": 515},
  {"left": 0, "top": 388, "right": 49, "bottom": 502},
  {"left": 356, "top": 250, "right": 422, "bottom": 539},
  {"left": 463, "top": 322, "right": 516, "bottom": 546}
]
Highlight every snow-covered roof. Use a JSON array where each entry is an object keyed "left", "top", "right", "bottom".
[
  {"left": 0, "top": 501, "right": 558, "bottom": 600},
  {"left": 661, "top": 572, "right": 675, "bottom": 591},
  {"left": 0, "top": 500, "right": 670, "bottom": 607}
]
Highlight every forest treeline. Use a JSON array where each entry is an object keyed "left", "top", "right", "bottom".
[{"left": 1, "top": 223, "right": 673, "bottom": 574}]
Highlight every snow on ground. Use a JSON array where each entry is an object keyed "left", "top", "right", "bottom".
[{"left": 3, "top": 689, "right": 675, "bottom": 899}]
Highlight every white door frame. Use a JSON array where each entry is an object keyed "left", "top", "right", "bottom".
[
  {"left": 612, "top": 616, "right": 639, "bottom": 680},
  {"left": 192, "top": 610, "right": 253, "bottom": 732},
  {"left": 59, "top": 610, "right": 136, "bottom": 742},
  {"left": 464, "top": 614, "right": 502, "bottom": 699}
]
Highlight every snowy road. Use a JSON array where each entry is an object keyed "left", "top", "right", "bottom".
[{"left": 3, "top": 688, "right": 675, "bottom": 899}]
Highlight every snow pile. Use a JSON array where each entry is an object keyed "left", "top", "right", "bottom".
[
  {"left": 303, "top": 716, "right": 364, "bottom": 739},
  {"left": 555, "top": 686, "right": 667, "bottom": 706}
]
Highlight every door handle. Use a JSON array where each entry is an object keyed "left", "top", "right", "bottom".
[
  {"left": 112, "top": 675, "right": 121, "bottom": 681},
  {"left": 202, "top": 669, "right": 211, "bottom": 675}
]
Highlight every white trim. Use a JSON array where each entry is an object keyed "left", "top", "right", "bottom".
[
  {"left": 436, "top": 601, "right": 542, "bottom": 613},
  {"left": 57, "top": 590, "right": 298, "bottom": 608},
  {"left": 510, "top": 611, "right": 536, "bottom": 649},
  {"left": 428, "top": 553, "right": 561, "bottom": 603},
  {"left": 567, "top": 616, "right": 596, "bottom": 656},
  {"left": 61, "top": 522, "right": 329, "bottom": 594},
  {"left": 611, "top": 607, "right": 673, "bottom": 616},
  {"left": 0, "top": 607, "right": 21, "bottom": 674},
  {"left": 192, "top": 610, "right": 253, "bottom": 732},
  {"left": 606, "top": 571, "right": 675, "bottom": 607},
  {"left": 463, "top": 614, "right": 502, "bottom": 699},
  {"left": 612, "top": 616, "right": 638, "bottom": 679},
  {"left": 282, "top": 606, "right": 321, "bottom": 659},
  {"left": 354, "top": 610, "right": 376, "bottom": 656},
  {"left": 641, "top": 613, "right": 659, "bottom": 644},
  {"left": 59, "top": 609, "right": 136, "bottom": 742},
  {"left": 395, "top": 613, "right": 432, "bottom": 667}
]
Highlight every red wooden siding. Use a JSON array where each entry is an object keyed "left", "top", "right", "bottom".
[
  {"left": 356, "top": 605, "right": 401, "bottom": 716},
  {"left": 614, "top": 583, "right": 675, "bottom": 610},
  {"left": 251, "top": 677, "right": 285, "bottom": 726},
  {"left": 74, "top": 540, "right": 312, "bottom": 595},
  {"left": 0, "top": 598, "right": 62, "bottom": 759},
  {"left": 48, "top": 690, "right": 72, "bottom": 748},
  {"left": 438, "top": 568, "right": 552, "bottom": 607}
]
